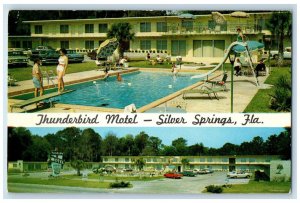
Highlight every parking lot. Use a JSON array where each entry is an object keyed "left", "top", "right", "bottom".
[{"left": 113, "top": 172, "right": 250, "bottom": 194}]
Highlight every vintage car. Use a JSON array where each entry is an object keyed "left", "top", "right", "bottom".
[
  {"left": 40, "top": 50, "right": 60, "bottom": 65},
  {"left": 66, "top": 49, "right": 84, "bottom": 63},
  {"left": 227, "top": 171, "right": 252, "bottom": 179},
  {"left": 270, "top": 47, "right": 292, "bottom": 59},
  {"left": 8, "top": 49, "right": 28, "bottom": 67},
  {"left": 179, "top": 171, "right": 196, "bottom": 177},
  {"left": 164, "top": 172, "right": 183, "bottom": 179}
]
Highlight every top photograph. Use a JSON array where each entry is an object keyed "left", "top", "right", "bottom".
[{"left": 7, "top": 10, "right": 292, "bottom": 113}]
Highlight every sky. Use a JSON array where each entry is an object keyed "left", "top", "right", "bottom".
[{"left": 27, "top": 127, "right": 285, "bottom": 148}]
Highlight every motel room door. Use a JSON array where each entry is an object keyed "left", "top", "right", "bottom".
[
  {"left": 193, "top": 40, "right": 202, "bottom": 57},
  {"left": 229, "top": 158, "right": 236, "bottom": 171}
]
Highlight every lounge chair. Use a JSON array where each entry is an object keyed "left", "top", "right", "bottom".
[
  {"left": 182, "top": 86, "right": 225, "bottom": 100},
  {"left": 8, "top": 74, "right": 17, "bottom": 86},
  {"left": 10, "top": 89, "right": 75, "bottom": 112},
  {"left": 205, "top": 72, "right": 228, "bottom": 90}
]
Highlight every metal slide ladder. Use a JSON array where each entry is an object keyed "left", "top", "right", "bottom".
[{"left": 43, "top": 70, "right": 57, "bottom": 88}]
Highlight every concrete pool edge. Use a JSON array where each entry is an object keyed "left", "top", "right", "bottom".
[
  {"left": 137, "top": 72, "right": 222, "bottom": 113},
  {"left": 8, "top": 68, "right": 140, "bottom": 97}
]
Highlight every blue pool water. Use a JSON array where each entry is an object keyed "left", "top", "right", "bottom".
[{"left": 14, "top": 71, "right": 199, "bottom": 109}]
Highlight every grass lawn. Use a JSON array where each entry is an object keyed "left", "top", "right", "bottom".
[
  {"left": 7, "top": 176, "right": 110, "bottom": 189},
  {"left": 223, "top": 181, "right": 291, "bottom": 193},
  {"left": 8, "top": 61, "right": 98, "bottom": 81},
  {"left": 243, "top": 66, "right": 291, "bottom": 112}
]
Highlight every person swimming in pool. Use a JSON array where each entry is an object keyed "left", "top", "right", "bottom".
[{"left": 117, "top": 73, "right": 122, "bottom": 82}]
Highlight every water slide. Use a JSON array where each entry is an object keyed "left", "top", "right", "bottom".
[{"left": 191, "top": 41, "right": 259, "bottom": 86}]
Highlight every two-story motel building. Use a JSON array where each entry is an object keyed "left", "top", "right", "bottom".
[{"left": 9, "top": 12, "right": 278, "bottom": 63}]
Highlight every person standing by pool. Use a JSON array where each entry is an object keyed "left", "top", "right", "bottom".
[
  {"left": 234, "top": 58, "right": 242, "bottom": 76},
  {"left": 171, "top": 63, "right": 179, "bottom": 76},
  {"left": 236, "top": 27, "right": 246, "bottom": 42},
  {"left": 32, "top": 58, "right": 44, "bottom": 97},
  {"left": 57, "top": 48, "right": 68, "bottom": 93}
]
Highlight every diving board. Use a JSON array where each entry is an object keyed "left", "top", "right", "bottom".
[{"left": 10, "top": 89, "right": 75, "bottom": 112}]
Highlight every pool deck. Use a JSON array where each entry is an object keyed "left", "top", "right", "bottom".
[{"left": 7, "top": 67, "right": 269, "bottom": 113}]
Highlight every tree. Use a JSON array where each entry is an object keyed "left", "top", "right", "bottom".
[
  {"left": 142, "top": 136, "right": 162, "bottom": 155},
  {"left": 172, "top": 137, "right": 188, "bottom": 155},
  {"left": 270, "top": 75, "right": 291, "bottom": 112},
  {"left": 81, "top": 128, "right": 102, "bottom": 161},
  {"left": 107, "top": 23, "right": 135, "bottom": 57},
  {"left": 181, "top": 158, "right": 190, "bottom": 171},
  {"left": 103, "top": 133, "right": 119, "bottom": 156},
  {"left": 23, "top": 135, "right": 51, "bottom": 161},
  {"left": 134, "top": 158, "right": 145, "bottom": 171},
  {"left": 70, "top": 159, "right": 86, "bottom": 176},
  {"left": 267, "top": 11, "right": 292, "bottom": 65},
  {"left": 8, "top": 127, "right": 33, "bottom": 161},
  {"left": 188, "top": 143, "right": 205, "bottom": 156},
  {"left": 134, "top": 131, "right": 149, "bottom": 155},
  {"left": 218, "top": 143, "right": 239, "bottom": 155}
]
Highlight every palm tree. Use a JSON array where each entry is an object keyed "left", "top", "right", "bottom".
[
  {"left": 70, "top": 159, "right": 85, "bottom": 176},
  {"left": 267, "top": 11, "right": 292, "bottom": 65},
  {"left": 107, "top": 23, "right": 135, "bottom": 58},
  {"left": 134, "top": 158, "right": 145, "bottom": 179},
  {"left": 181, "top": 158, "right": 190, "bottom": 171}
]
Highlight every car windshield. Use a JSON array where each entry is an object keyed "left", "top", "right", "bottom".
[{"left": 8, "top": 51, "right": 24, "bottom": 56}]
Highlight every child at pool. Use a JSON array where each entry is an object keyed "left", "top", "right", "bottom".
[
  {"left": 117, "top": 73, "right": 122, "bottom": 81},
  {"left": 171, "top": 63, "right": 179, "bottom": 76}
]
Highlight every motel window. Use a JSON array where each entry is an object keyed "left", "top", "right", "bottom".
[
  {"left": 125, "top": 158, "right": 130, "bottom": 162},
  {"left": 99, "top": 24, "right": 108, "bottom": 33},
  {"left": 200, "top": 158, "right": 205, "bottom": 162},
  {"left": 85, "top": 24, "right": 94, "bottom": 33},
  {"left": 207, "top": 158, "right": 213, "bottom": 162},
  {"left": 22, "top": 41, "right": 32, "bottom": 49},
  {"left": 140, "top": 22, "right": 151, "bottom": 32},
  {"left": 241, "top": 158, "right": 247, "bottom": 162},
  {"left": 60, "top": 41, "right": 69, "bottom": 49},
  {"left": 190, "top": 165, "right": 194, "bottom": 169},
  {"left": 156, "top": 165, "right": 163, "bottom": 170},
  {"left": 60, "top": 25, "right": 69, "bottom": 33},
  {"left": 171, "top": 40, "right": 186, "bottom": 56},
  {"left": 104, "top": 158, "right": 108, "bottom": 162},
  {"left": 13, "top": 163, "right": 17, "bottom": 168},
  {"left": 202, "top": 40, "right": 213, "bottom": 57},
  {"left": 85, "top": 40, "right": 94, "bottom": 49},
  {"left": 193, "top": 40, "right": 202, "bottom": 57},
  {"left": 249, "top": 158, "right": 256, "bottom": 163},
  {"left": 182, "top": 21, "right": 193, "bottom": 31},
  {"left": 115, "top": 158, "right": 119, "bottom": 162},
  {"left": 156, "top": 40, "right": 167, "bottom": 50},
  {"left": 213, "top": 40, "right": 225, "bottom": 57},
  {"left": 11, "top": 41, "right": 21, "bottom": 48},
  {"left": 222, "top": 158, "right": 228, "bottom": 163},
  {"left": 200, "top": 165, "right": 205, "bottom": 169},
  {"left": 140, "top": 40, "right": 151, "bottom": 50},
  {"left": 115, "top": 164, "right": 118, "bottom": 168},
  {"left": 222, "top": 166, "right": 228, "bottom": 170},
  {"left": 34, "top": 25, "right": 43, "bottom": 34},
  {"left": 147, "top": 158, "right": 151, "bottom": 163},
  {"left": 208, "top": 20, "right": 216, "bottom": 30},
  {"left": 125, "top": 164, "right": 129, "bottom": 169},
  {"left": 153, "top": 158, "right": 157, "bottom": 162},
  {"left": 157, "top": 22, "right": 167, "bottom": 32}
]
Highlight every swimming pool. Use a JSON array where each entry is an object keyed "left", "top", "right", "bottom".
[{"left": 12, "top": 71, "right": 199, "bottom": 109}]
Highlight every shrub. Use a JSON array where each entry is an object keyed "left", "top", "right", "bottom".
[
  {"left": 254, "top": 170, "right": 270, "bottom": 181},
  {"left": 109, "top": 181, "right": 131, "bottom": 188},
  {"left": 269, "top": 75, "right": 291, "bottom": 112},
  {"left": 205, "top": 185, "right": 223, "bottom": 193}
]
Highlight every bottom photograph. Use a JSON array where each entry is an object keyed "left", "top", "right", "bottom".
[{"left": 6, "top": 127, "right": 291, "bottom": 195}]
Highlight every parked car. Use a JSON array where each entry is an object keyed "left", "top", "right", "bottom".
[
  {"left": 8, "top": 49, "right": 28, "bottom": 67},
  {"left": 164, "top": 172, "right": 183, "bottom": 179},
  {"left": 40, "top": 50, "right": 60, "bottom": 65},
  {"left": 270, "top": 47, "right": 292, "bottom": 59},
  {"left": 227, "top": 171, "right": 252, "bottom": 179},
  {"left": 34, "top": 45, "right": 55, "bottom": 51},
  {"left": 87, "top": 49, "right": 98, "bottom": 60},
  {"left": 179, "top": 171, "right": 196, "bottom": 177},
  {"left": 67, "top": 49, "right": 84, "bottom": 63}
]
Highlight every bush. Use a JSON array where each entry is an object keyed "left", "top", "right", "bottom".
[
  {"left": 269, "top": 75, "right": 291, "bottom": 112},
  {"left": 205, "top": 185, "right": 223, "bottom": 193},
  {"left": 254, "top": 170, "right": 270, "bottom": 181},
  {"left": 109, "top": 181, "right": 131, "bottom": 188}
]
